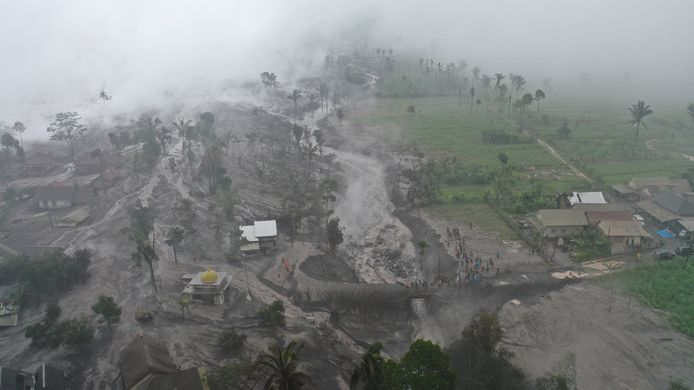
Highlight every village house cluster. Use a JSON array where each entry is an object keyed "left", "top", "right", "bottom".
[{"left": 530, "top": 176, "right": 694, "bottom": 256}]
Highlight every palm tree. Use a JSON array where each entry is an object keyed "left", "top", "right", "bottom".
[
  {"left": 417, "top": 240, "right": 429, "bottom": 281},
  {"left": 511, "top": 74, "right": 526, "bottom": 96},
  {"left": 628, "top": 100, "right": 653, "bottom": 146},
  {"left": 469, "top": 87, "right": 475, "bottom": 112},
  {"left": 257, "top": 341, "right": 310, "bottom": 390},
  {"left": 472, "top": 66, "right": 481, "bottom": 86},
  {"left": 350, "top": 343, "right": 385, "bottom": 390},
  {"left": 686, "top": 103, "right": 694, "bottom": 129},
  {"left": 493, "top": 73, "right": 505, "bottom": 97},
  {"left": 289, "top": 89, "right": 301, "bottom": 118},
  {"left": 12, "top": 121, "right": 25, "bottom": 149},
  {"left": 535, "top": 89, "right": 546, "bottom": 120}
]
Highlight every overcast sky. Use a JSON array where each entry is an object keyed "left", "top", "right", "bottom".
[{"left": 1, "top": 0, "right": 693, "bottom": 139}]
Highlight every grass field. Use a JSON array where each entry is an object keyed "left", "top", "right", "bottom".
[
  {"left": 355, "top": 96, "right": 559, "bottom": 167},
  {"left": 354, "top": 96, "right": 590, "bottom": 209},
  {"left": 619, "top": 257, "right": 694, "bottom": 337},
  {"left": 533, "top": 99, "right": 694, "bottom": 184},
  {"left": 355, "top": 95, "right": 694, "bottom": 237}
]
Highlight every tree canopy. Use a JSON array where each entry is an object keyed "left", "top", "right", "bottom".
[{"left": 384, "top": 339, "right": 456, "bottom": 390}]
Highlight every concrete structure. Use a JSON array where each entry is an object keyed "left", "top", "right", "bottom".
[
  {"left": 35, "top": 185, "right": 93, "bottom": 210},
  {"left": 531, "top": 209, "right": 589, "bottom": 238},
  {"left": 75, "top": 151, "right": 118, "bottom": 175},
  {"left": 182, "top": 269, "right": 231, "bottom": 305},
  {"left": 21, "top": 154, "right": 58, "bottom": 177},
  {"left": 0, "top": 366, "right": 34, "bottom": 390},
  {"left": 0, "top": 288, "right": 20, "bottom": 328},
  {"left": 55, "top": 206, "right": 91, "bottom": 227},
  {"left": 596, "top": 220, "right": 651, "bottom": 255},
  {"left": 240, "top": 220, "right": 277, "bottom": 254},
  {"left": 0, "top": 364, "right": 65, "bottom": 390}
]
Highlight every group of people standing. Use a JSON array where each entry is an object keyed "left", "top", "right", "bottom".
[{"left": 446, "top": 226, "right": 502, "bottom": 288}]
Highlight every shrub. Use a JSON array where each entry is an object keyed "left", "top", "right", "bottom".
[
  {"left": 135, "top": 309, "right": 154, "bottom": 323},
  {"left": 258, "top": 300, "right": 286, "bottom": 327},
  {"left": 219, "top": 328, "right": 247, "bottom": 353}
]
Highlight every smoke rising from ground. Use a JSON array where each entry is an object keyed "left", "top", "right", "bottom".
[{"left": 1, "top": 0, "right": 693, "bottom": 139}]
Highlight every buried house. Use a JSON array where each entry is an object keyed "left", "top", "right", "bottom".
[
  {"left": 0, "top": 364, "right": 66, "bottom": 390},
  {"left": 117, "top": 332, "right": 208, "bottom": 390},
  {"left": 35, "top": 185, "right": 93, "bottom": 210}
]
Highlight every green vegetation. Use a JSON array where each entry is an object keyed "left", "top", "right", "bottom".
[
  {"left": 258, "top": 300, "right": 286, "bottom": 327},
  {"left": 355, "top": 97, "right": 556, "bottom": 167},
  {"left": 92, "top": 295, "right": 122, "bottom": 326},
  {"left": 219, "top": 328, "right": 247, "bottom": 353},
  {"left": 327, "top": 217, "right": 344, "bottom": 252},
  {"left": 447, "top": 311, "right": 526, "bottom": 390},
  {"left": 619, "top": 257, "right": 694, "bottom": 336},
  {"left": 256, "top": 341, "right": 310, "bottom": 390},
  {"left": 25, "top": 302, "right": 94, "bottom": 350},
  {"left": 384, "top": 339, "right": 456, "bottom": 390},
  {"left": 0, "top": 248, "right": 92, "bottom": 301},
  {"left": 569, "top": 229, "right": 610, "bottom": 261},
  {"left": 0, "top": 187, "right": 20, "bottom": 227}
]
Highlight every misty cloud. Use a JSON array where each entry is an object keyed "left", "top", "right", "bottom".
[{"left": 1, "top": 0, "right": 693, "bottom": 139}]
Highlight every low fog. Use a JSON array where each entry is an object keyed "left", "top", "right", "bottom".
[{"left": 1, "top": 0, "right": 693, "bottom": 139}]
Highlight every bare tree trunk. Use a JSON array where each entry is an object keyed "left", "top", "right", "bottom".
[
  {"left": 148, "top": 260, "right": 157, "bottom": 293},
  {"left": 634, "top": 121, "right": 640, "bottom": 146},
  {"left": 69, "top": 137, "right": 75, "bottom": 161}
]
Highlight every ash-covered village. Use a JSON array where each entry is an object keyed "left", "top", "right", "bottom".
[{"left": 1, "top": 1, "right": 694, "bottom": 390}]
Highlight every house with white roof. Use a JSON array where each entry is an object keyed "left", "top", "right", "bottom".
[{"left": 239, "top": 220, "right": 277, "bottom": 255}]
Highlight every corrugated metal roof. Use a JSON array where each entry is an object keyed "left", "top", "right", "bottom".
[
  {"left": 636, "top": 200, "right": 679, "bottom": 223},
  {"left": 653, "top": 192, "right": 694, "bottom": 216},
  {"left": 585, "top": 211, "right": 634, "bottom": 225},
  {"left": 678, "top": 218, "right": 694, "bottom": 231},
  {"left": 572, "top": 203, "right": 631, "bottom": 212},
  {"left": 612, "top": 184, "right": 636, "bottom": 194},
  {"left": 536, "top": 209, "right": 589, "bottom": 227},
  {"left": 254, "top": 220, "right": 277, "bottom": 238},
  {"left": 568, "top": 191, "right": 606, "bottom": 206},
  {"left": 597, "top": 221, "right": 650, "bottom": 237},
  {"left": 630, "top": 177, "right": 672, "bottom": 189}
]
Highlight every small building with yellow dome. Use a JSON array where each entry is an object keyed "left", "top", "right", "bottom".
[{"left": 182, "top": 268, "right": 231, "bottom": 305}]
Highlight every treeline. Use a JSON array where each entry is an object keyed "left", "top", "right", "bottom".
[
  {"left": 207, "top": 310, "right": 576, "bottom": 390},
  {"left": 0, "top": 248, "right": 92, "bottom": 301},
  {"left": 402, "top": 152, "right": 555, "bottom": 214}
]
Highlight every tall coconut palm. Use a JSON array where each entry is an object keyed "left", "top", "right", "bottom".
[
  {"left": 535, "top": 89, "right": 546, "bottom": 120},
  {"left": 511, "top": 75, "right": 526, "bottom": 95},
  {"left": 628, "top": 100, "right": 653, "bottom": 146},
  {"left": 493, "top": 73, "right": 505, "bottom": 97},
  {"left": 472, "top": 66, "right": 481, "bottom": 86},
  {"left": 350, "top": 343, "right": 385, "bottom": 390},
  {"left": 12, "top": 121, "right": 25, "bottom": 149},
  {"left": 469, "top": 87, "right": 475, "bottom": 112},
  {"left": 687, "top": 103, "right": 694, "bottom": 129},
  {"left": 289, "top": 89, "right": 301, "bottom": 118},
  {"left": 257, "top": 341, "right": 310, "bottom": 390}
]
